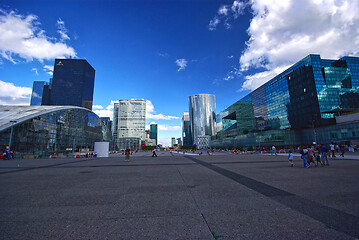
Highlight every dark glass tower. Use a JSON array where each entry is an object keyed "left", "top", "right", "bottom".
[
  {"left": 30, "top": 81, "right": 47, "bottom": 106},
  {"left": 50, "top": 59, "right": 95, "bottom": 110},
  {"left": 150, "top": 123, "right": 158, "bottom": 145}
]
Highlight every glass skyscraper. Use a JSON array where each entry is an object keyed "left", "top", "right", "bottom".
[
  {"left": 30, "top": 81, "right": 48, "bottom": 106},
  {"left": 113, "top": 100, "right": 146, "bottom": 150},
  {"left": 181, "top": 112, "right": 192, "bottom": 145},
  {"left": 49, "top": 59, "right": 95, "bottom": 110},
  {"left": 150, "top": 123, "right": 158, "bottom": 145},
  {"left": 214, "top": 54, "right": 359, "bottom": 147},
  {"left": 189, "top": 94, "right": 216, "bottom": 147}
]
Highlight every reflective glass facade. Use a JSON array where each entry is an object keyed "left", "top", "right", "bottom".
[
  {"left": 30, "top": 81, "right": 47, "bottom": 106},
  {"left": 215, "top": 54, "right": 359, "bottom": 147},
  {"left": 189, "top": 94, "right": 216, "bottom": 146},
  {"left": 113, "top": 100, "right": 146, "bottom": 150},
  {"left": 0, "top": 106, "right": 103, "bottom": 157},
  {"left": 150, "top": 123, "right": 158, "bottom": 145},
  {"left": 182, "top": 112, "right": 192, "bottom": 145},
  {"left": 50, "top": 59, "right": 95, "bottom": 110}
]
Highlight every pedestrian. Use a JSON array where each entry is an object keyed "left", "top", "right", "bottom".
[
  {"left": 339, "top": 144, "right": 345, "bottom": 157},
  {"left": 330, "top": 143, "right": 336, "bottom": 157},
  {"left": 307, "top": 146, "right": 316, "bottom": 166},
  {"left": 288, "top": 150, "right": 294, "bottom": 167},
  {"left": 125, "top": 147, "right": 131, "bottom": 161},
  {"left": 152, "top": 148, "right": 157, "bottom": 157},
  {"left": 301, "top": 146, "right": 310, "bottom": 168},
  {"left": 271, "top": 146, "right": 277, "bottom": 155},
  {"left": 5, "top": 146, "right": 10, "bottom": 160},
  {"left": 315, "top": 145, "right": 324, "bottom": 167},
  {"left": 321, "top": 144, "right": 329, "bottom": 166}
]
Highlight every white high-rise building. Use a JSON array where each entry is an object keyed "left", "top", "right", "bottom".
[{"left": 113, "top": 99, "right": 146, "bottom": 150}]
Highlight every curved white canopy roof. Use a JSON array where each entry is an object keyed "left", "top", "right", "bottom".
[{"left": 0, "top": 105, "right": 91, "bottom": 132}]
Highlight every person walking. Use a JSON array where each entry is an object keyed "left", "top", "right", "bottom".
[
  {"left": 321, "top": 144, "right": 329, "bottom": 166},
  {"left": 330, "top": 143, "right": 336, "bottom": 157},
  {"left": 315, "top": 145, "right": 324, "bottom": 167},
  {"left": 152, "top": 148, "right": 157, "bottom": 157},
  {"left": 339, "top": 144, "right": 345, "bottom": 157},
  {"left": 125, "top": 147, "right": 131, "bottom": 162},
  {"left": 288, "top": 150, "right": 294, "bottom": 167},
  {"left": 301, "top": 146, "right": 310, "bottom": 168},
  {"left": 271, "top": 146, "right": 277, "bottom": 155}
]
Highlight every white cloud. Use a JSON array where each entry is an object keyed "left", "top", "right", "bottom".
[
  {"left": 239, "top": 0, "right": 359, "bottom": 90},
  {"left": 56, "top": 18, "right": 70, "bottom": 42},
  {"left": 208, "top": 17, "right": 220, "bottom": 31},
  {"left": 31, "top": 67, "right": 38, "bottom": 75},
  {"left": 43, "top": 65, "right": 54, "bottom": 75},
  {"left": 158, "top": 138, "right": 172, "bottom": 147},
  {"left": 0, "top": 80, "right": 32, "bottom": 105},
  {"left": 0, "top": 9, "right": 76, "bottom": 63},
  {"left": 218, "top": 5, "right": 229, "bottom": 15},
  {"left": 208, "top": 1, "right": 247, "bottom": 31},
  {"left": 175, "top": 58, "right": 188, "bottom": 71},
  {"left": 146, "top": 100, "right": 179, "bottom": 120},
  {"left": 92, "top": 105, "right": 104, "bottom": 110}
]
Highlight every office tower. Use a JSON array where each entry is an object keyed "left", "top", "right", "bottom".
[
  {"left": 177, "top": 138, "right": 182, "bottom": 146},
  {"left": 182, "top": 112, "right": 192, "bottom": 145},
  {"left": 150, "top": 123, "right": 158, "bottom": 145},
  {"left": 30, "top": 81, "right": 48, "bottom": 106},
  {"left": 100, "top": 117, "right": 112, "bottom": 142},
  {"left": 214, "top": 54, "right": 359, "bottom": 147},
  {"left": 171, "top": 137, "right": 176, "bottom": 148},
  {"left": 189, "top": 94, "right": 217, "bottom": 148},
  {"left": 112, "top": 102, "right": 119, "bottom": 143},
  {"left": 49, "top": 59, "right": 95, "bottom": 110},
  {"left": 114, "top": 99, "right": 146, "bottom": 150}
]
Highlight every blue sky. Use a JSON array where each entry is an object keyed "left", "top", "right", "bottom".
[{"left": 1, "top": 0, "right": 358, "bottom": 146}]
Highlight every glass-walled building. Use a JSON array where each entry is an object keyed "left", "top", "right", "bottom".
[
  {"left": 0, "top": 106, "right": 103, "bottom": 158},
  {"left": 49, "top": 59, "right": 95, "bottom": 110},
  {"left": 112, "top": 99, "right": 146, "bottom": 150},
  {"left": 150, "top": 123, "right": 158, "bottom": 145},
  {"left": 213, "top": 54, "right": 359, "bottom": 147},
  {"left": 182, "top": 112, "right": 192, "bottom": 145},
  {"left": 30, "top": 81, "right": 48, "bottom": 106},
  {"left": 189, "top": 94, "right": 216, "bottom": 147}
]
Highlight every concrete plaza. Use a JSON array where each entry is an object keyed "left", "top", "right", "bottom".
[{"left": 0, "top": 151, "right": 358, "bottom": 239}]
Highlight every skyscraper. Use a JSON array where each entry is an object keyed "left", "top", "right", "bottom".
[
  {"left": 49, "top": 59, "right": 95, "bottom": 110},
  {"left": 150, "top": 123, "right": 158, "bottom": 145},
  {"left": 113, "top": 99, "right": 146, "bottom": 150},
  {"left": 171, "top": 137, "right": 176, "bottom": 148},
  {"left": 182, "top": 112, "right": 192, "bottom": 145},
  {"left": 30, "top": 81, "right": 48, "bottom": 106},
  {"left": 189, "top": 94, "right": 217, "bottom": 148}
]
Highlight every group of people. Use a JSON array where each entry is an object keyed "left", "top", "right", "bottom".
[
  {"left": 290, "top": 144, "right": 336, "bottom": 168},
  {"left": 2, "top": 146, "right": 14, "bottom": 160}
]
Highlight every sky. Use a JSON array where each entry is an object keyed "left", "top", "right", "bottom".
[{"left": 0, "top": 0, "right": 358, "bottom": 146}]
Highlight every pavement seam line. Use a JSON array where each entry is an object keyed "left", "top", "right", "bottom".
[
  {"left": 175, "top": 166, "right": 216, "bottom": 240},
  {"left": 184, "top": 155, "right": 359, "bottom": 239}
]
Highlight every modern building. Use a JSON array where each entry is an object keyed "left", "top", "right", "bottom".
[
  {"left": 30, "top": 81, "right": 48, "bottom": 106},
  {"left": 0, "top": 105, "right": 103, "bottom": 158},
  {"left": 150, "top": 123, "right": 158, "bottom": 145},
  {"left": 100, "top": 117, "right": 112, "bottom": 142},
  {"left": 113, "top": 99, "right": 146, "bottom": 150},
  {"left": 171, "top": 137, "right": 176, "bottom": 148},
  {"left": 145, "top": 129, "right": 150, "bottom": 139},
  {"left": 112, "top": 102, "right": 119, "bottom": 149},
  {"left": 213, "top": 54, "right": 359, "bottom": 147},
  {"left": 49, "top": 59, "right": 95, "bottom": 110},
  {"left": 188, "top": 94, "right": 216, "bottom": 148},
  {"left": 177, "top": 137, "right": 182, "bottom": 146},
  {"left": 182, "top": 112, "right": 192, "bottom": 145}
]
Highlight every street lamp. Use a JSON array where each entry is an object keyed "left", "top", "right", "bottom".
[{"left": 8, "top": 120, "right": 17, "bottom": 150}]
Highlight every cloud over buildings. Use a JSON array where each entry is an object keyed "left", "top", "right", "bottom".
[
  {"left": 239, "top": 0, "right": 359, "bottom": 90},
  {"left": 0, "top": 9, "right": 76, "bottom": 63},
  {"left": 0, "top": 80, "right": 32, "bottom": 105}
]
